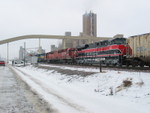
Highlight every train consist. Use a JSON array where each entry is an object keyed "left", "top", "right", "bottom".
[{"left": 37, "top": 33, "right": 150, "bottom": 67}]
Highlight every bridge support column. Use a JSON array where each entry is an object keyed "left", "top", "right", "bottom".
[
  {"left": 62, "top": 39, "right": 66, "bottom": 49},
  {"left": 7, "top": 43, "right": 9, "bottom": 63},
  {"left": 39, "top": 38, "right": 41, "bottom": 48}
]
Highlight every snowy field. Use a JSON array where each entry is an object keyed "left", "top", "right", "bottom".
[{"left": 11, "top": 64, "right": 150, "bottom": 113}]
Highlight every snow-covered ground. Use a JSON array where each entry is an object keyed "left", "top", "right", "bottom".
[{"left": 11, "top": 64, "right": 150, "bottom": 113}]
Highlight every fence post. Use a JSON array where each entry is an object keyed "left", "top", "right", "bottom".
[{"left": 99, "top": 60, "right": 102, "bottom": 72}]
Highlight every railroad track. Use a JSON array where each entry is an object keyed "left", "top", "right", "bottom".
[
  {"left": 38, "top": 63, "right": 150, "bottom": 72},
  {"left": 98, "top": 65, "right": 150, "bottom": 72}
]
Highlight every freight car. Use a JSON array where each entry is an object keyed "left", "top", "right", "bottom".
[{"left": 126, "top": 33, "right": 150, "bottom": 67}]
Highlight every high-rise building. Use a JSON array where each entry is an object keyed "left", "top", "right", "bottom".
[{"left": 83, "top": 11, "right": 97, "bottom": 37}]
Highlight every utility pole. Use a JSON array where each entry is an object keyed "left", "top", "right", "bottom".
[{"left": 39, "top": 38, "right": 41, "bottom": 47}]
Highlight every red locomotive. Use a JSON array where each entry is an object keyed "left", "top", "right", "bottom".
[
  {"left": 38, "top": 37, "right": 132, "bottom": 66},
  {"left": 46, "top": 48, "right": 77, "bottom": 64},
  {"left": 76, "top": 38, "right": 132, "bottom": 66}
]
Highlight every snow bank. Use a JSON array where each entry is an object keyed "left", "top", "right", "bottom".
[{"left": 11, "top": 64, "right": 150, "bottom": 113}]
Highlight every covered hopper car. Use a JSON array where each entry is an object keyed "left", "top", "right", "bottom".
[{"left": 126, "top": 33, "right": 150, "bottom": 67}]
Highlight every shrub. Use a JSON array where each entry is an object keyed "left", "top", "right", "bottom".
[{"left": 123, "top": 78, "right": 132, "bottom": 87}]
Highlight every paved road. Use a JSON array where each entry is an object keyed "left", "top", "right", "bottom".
[{"left": 0, "top": 66, "right": 38, "bottom": 113}]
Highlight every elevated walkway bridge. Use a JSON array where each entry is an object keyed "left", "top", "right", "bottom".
[
  {"left": 0, "top": 34, "right": 112, "bottom": 62},
  {"left": 0, "top": 34, "right": 111, "bottom": 47}
]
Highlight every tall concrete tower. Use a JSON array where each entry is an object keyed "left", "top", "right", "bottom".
[{"left": 83, "top": 11, "right": 97, "bottom": 37}]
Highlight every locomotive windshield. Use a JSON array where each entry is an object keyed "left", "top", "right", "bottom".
[
  {"left": 96, "top": 40, "right": 109, "bottom": 48},
  {"left": 110, "top": 38, "right": 126, "bottom": 45}
]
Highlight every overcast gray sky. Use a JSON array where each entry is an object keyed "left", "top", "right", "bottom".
[{"left": 0, "top": 0, "right": 150, "bottom": 59}]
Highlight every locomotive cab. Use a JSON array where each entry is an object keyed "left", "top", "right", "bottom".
[
  {"left": 108, "top": 38, "right": 132, "bottom": 66},
  {"left": 109, "top": 38, "right": 126, "bottom": 45}
]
